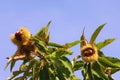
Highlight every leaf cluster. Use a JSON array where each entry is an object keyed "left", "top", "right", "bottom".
[{"left": 6, "top": 22, "right": 120, "bottom": 80}]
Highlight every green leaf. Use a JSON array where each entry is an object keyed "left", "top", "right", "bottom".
[
  {"left": 96, "top": 38, "right": 115, "bottom": 50},
  {"left": 98, "top": 50, "right": 105, "bottom": 57},
  {"left": 106, "top": 57, "right": 120, "bottom": 65},
  {"left": 63, "top": 40, "right": 81, "bottom": 49},
  {"left": 93, "top": 73, "right": 103, "bottom": 80},
  {"left": 88, "top": 63, "right": 94, "bottom": 80},
  {"left": 49, "top": 49, "right": 72, "bottom": 59},
  {"left": 49, "top": 56, "right": 72, "bottom": 79},
  {"left": 92, "top": 61, "right": 109, "bottom": 80},
  {"left": 82, "top": 63, "right": 89, "bottom": 80},
  {"left": 50, "top": 59, "right": 66, "bottom": 80},
  {"left": 38, "top": 40, "right": 48, "bottom": 52},
  {"left": 73, "top": 60, "right": 84, "bottom": 71},
  {"left": 33, "top": 38, "right": 48, "bottom": 53},
  {"left": 49, "top": 75, "right": 56, "bottom": 80},
  {"left": 21, "top": 59, "right": 37, "bottom": 79},
  {"left": 34, "top": 21, "right": 51, "bottom": 42},
  {"left": 48, "top": 42, "right": 63, "bottom": 48},
  {"left": 19, "top": 63, "right": 27, "bottom": 71},
  {"left": 54, "top": 58, "right": 70, "bottom": 80},
  {"left": 47, "top": 47, "right": 57, "bottom": 53},
  {"left": 59, "top": 57, "right": 73, "bottom": 75},
  {"left": 28, "top": 59, "right": 36, "bottom": 68},
  {"left": 56, "top": 67, "right": 66, "bottom": 80},
  {"left": 101, "top": 56, "right": 120, "bottom": 74},
  {"left": 98, "top": 56, "right": 120, "bottom": 68},
  {"left": 32, "top": 60, "right": 42, "bottom": 79},
  {"left": 39, "top": 65, "right": 50, "bottom": 80},
  {"left": 90, "top": 24, "right": 106, "bottom": 44},
  {"left": 72, "top": 55, "right": 81, "bottom": 65},
  {"left": 110, "top": 68, "right": 120, "bottom": 74},
  {"left": 32, "top": 63, "right": 36, "bottom": 80},
  {"left": 10, "top": 60, "right": 16, "bottom": 72}
]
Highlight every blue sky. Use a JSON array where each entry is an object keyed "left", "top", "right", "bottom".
[{"left": 1, "top": 0, "right": 120, "bottom": 79}]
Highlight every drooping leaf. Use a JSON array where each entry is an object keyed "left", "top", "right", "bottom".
[
  {"left": 90, "top": 24, "right": 106, "bottom": 44},
  {"left": 88, "top": 63, "right": 94, "bottom": 80},
  {"left": 10, "top": 60, "right": 16, "bottom": 72},
  {"left": 55, "top": 58, "right": 71, "bottom": 79},
  {"left": 49, "top": 56, "right": 73, "bottom": 80},
  {"left": 92, "top": 61, "right": 109, "bottom": 80},
  {"left": 82, "top": 63, "right": 89, "bottom": 80},
  {"left": 100, "top": 56, "right": 120, "bottom": 74},
  {"left": 73, "top": 60, "right": 84, "bottom": 71},
  {"left": 59, "top": 57, "right": 73, "bottom": 75},
  {"left": 96, "top": 38, "right": 115, "bottom": 50},
  {"left": 4, "top": 58, "right": 12, "bottom": 70},
  {"left": 50, "top": 59, "right": 66, "bottom": 80}
]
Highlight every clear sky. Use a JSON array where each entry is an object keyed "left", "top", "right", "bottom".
[{"left": 1, "top": 0, "right": 120, "bottom": 80}]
